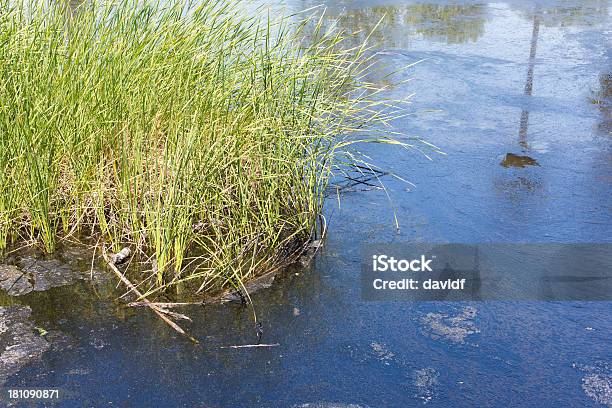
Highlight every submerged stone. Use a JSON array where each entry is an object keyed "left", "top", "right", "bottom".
[
  {"left": 0, "top": 305, "right": 50, "bottom": 385},
  {"left": 219, "top": 272, "right": 277, "bottom": 303},
  {"left": 500, "top": 153, "right": 539, "bottom": 168}
]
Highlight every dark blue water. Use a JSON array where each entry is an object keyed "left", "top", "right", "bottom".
[{"left": 4, "top": 1, "right": 612, "bottom": 407}]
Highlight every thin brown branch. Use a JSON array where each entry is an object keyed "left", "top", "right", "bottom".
[
  {"left": 101, "top": 248, "right": 199, "bottom": 344},
  {"left": 128, "top": 301, "right": 203, "bottom": 308}
]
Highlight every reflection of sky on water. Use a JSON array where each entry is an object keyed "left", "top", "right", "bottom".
[{"left": 295, "top": 0, "right": 612, "bottom": 243}]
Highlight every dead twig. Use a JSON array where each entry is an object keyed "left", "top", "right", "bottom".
[
  {"left": 128, "top": 301, "right": 203, "bottom": 308},
  {"left": 101, "top": 247, "right": 199, "bottom": 344},
  {"left": 155, "top": 308, "right": 192, "bottom": 321},
  {"left": 220, "top": 343, "right": 280, "bottom": 349}
]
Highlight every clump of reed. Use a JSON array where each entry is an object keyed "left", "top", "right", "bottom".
[{"left": 0, "top": 0, "right": 416, "bottom": 296}]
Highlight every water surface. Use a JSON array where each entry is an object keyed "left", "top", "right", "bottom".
[{"left": 3, "top": 1, "right": 612, "bottom": 407}]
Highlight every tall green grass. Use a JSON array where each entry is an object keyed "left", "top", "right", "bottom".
[{"left": 0, "top": 0, "right": 414, "bottom": 295}]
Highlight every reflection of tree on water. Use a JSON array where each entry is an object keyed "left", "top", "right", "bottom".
[
  {"left": 513, "top": 0, "right": 608, "bottom": 27},
  {"left": 498, "top": 7, "right": 543, "bottom": 199},
  {"left": 511, "top": 0, "right": 610, "bottom": 144},
  {"left": 498, "top": 1, "right": 609, "bottom": 203},
  {"left": 302, "top": 4, "right": 487, "bottom": 49},
  {"left": 518, "top": 12, "right": 540, "bottom": 150},
  {"left": 499, "top": 8, "right": 541, "bottom": 173},
  {"left": 403, "top": 4, "right": 486, "bottom": 44}
]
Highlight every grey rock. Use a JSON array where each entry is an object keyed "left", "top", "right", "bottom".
[
  {"left": 0, "top": 265, "right": 33, "bottom": 296},
  {"left": 23, "top": 258, "right": 75, "bottom": 292},
  {"left": 112, "top": 247, "right": 131, "bottom": 265},
  {"left": 0, "top": 253, "right": 108, "bottom": 297},
  {"left": 0, "top": 305, "right": 50, "bottom": 385}
]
